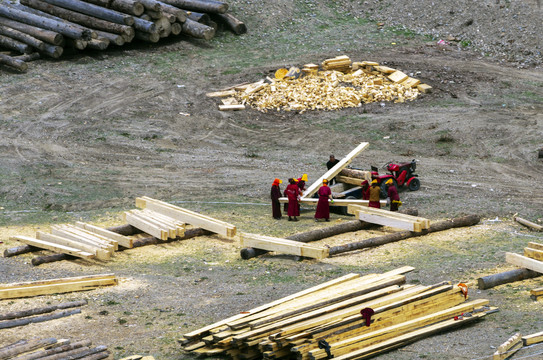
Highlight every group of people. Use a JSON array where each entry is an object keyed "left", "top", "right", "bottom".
[{"left": 270, "top": 155, "right": 402, "bottom": 222}]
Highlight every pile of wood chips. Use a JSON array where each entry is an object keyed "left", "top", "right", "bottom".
[{"left": 208, "top": 55, "right": 432, "bottom": 113}]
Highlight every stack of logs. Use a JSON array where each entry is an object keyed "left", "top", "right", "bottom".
[
  {"left": 0, "top": 0, "right": 246, "bottom": 72},
  {"left": 0, "top": 337, "right": 110, "bottom": 360}
]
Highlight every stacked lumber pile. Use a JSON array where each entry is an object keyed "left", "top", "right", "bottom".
[
  {"left": 0, "top": 0, "right": 246, "bottom": 72},
  {"left": 179, "top": 267, "right": 496, "bottom": 359},
  {"left": 505, "top": 241, "right": 543, "bottom": 300},
  {"left": 9, "top": 222, "right": 132, "bottom": 261},
  {"left": 208, "top": 55, "right": 432, "bottom": 112},
  {"left": 530, "top": 286, "right": 543, "bottom": 301},
  {"left": 347, "top": 204, "right": 430, "bottom": 232},
  {"left": 0, "top": 274, "right": 118, "bottom": 299},
  {"left": 123, "top": 208, "right": 186, "bottom": 241},
  {"left": 0, "top": 300, "right": 87, "bottom": 330},
  {"left": 491, "top": 331, "right": 543, "bottom": 360},
  {"left": 0, "top": 337, "right": 110, "bottom": 360}
]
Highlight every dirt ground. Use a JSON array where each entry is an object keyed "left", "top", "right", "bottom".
[{"left": 1, "top": 0, "right": 543, "bottom": 359}]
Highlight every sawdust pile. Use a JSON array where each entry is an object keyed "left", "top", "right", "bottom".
[{"left": 208, "top": 56, "right": 432, "bottom": 113}]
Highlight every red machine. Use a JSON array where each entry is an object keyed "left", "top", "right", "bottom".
[{"left": 371, "top": 160, "right": 420, "bottom": 198}]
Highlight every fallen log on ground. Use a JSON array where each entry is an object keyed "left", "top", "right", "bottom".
[
  {"left": 0, "top": 16, "right": 64, "bottom": 45},
  {"left": 328, "top": 214, "right": 480, "bottom": 256},
  {"left": 15, "top": 52, "right": 41, "bottom": 61},
  {"left": 0, "top": 24, "right": 45, "bottom": 50},
  {"left": 0, "top": 53, "right": 29, "bottom": 72},
  {"left": 180, "top": 17, "right": 214, "bottom": 39},
  {"left": 210, "top": 12, "right": 246, "bottom": 34},
  {"left": 156, "top": 1, "right": 187, "bottom": 22},
  {"left": 514, "top": 216, "right": 543, "bottom": 231},
  {"left": 15, "top": 340, "right": 92, "bottom": 360},
  {"left": 0, "top": 308, "right": 81, "bottom": 329},
  {"left": 0, "top": 300, "right": 87, "bottom": 321},
  {"left": 31, "top": 253, "right": 72, "bottom": 266},
  {"left": 0, "top": 338, "right": 57, "bottom": 360},
  {"left": 477, "top": 268, "right": 541, "bottom": 290},
  {"left": 4, "top": 245, "right": 40, "bottom": 258}
]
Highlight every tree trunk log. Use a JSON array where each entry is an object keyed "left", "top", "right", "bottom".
[
  {"left": 181, "top": 17, "right": 214, "bottom": 39},
  {"left": 156, "top": 1, "right": 187, "bottom": 22},
  {"left": 143, "top": 9, "right": 162, "bottom": 19},
  {"left": 110, "top": 0, "right": 145, "bottom": 16},
  {"left": 0, "top": 34, "right": 32, "bottom": 54},
  {"left": 328, "top": 214, "right": 480, "bottom": 256},
  {"left": 477, "top": 268, "right": 541, "bottom": 290},
  {"left": 135, "top": 30, "right": 159, "bottom": 42},
  {"left": 0, "top": 4, "right": 93, "bottom": 40},
  {"left": 40, "top": 0, "right": 135, "bottom": 26},
  {"left": 155, "top": 16, "right": 171, "bottom": 37},
  {"left": 514, "top": 216, "right": 543, "bottom": 231},
  {"left": 0, "top": 24, "right": 45, "bottom": 50},
  {"left": 0, "top": 338, "right": 57, "bottom": 360},
  {"left": 66, "top": 38, "right": 88, "bottom": 50},
  {"left": 0, "top": 309, "right": 81, "bottom": 330},
  {"left": 0, "top": 340, "right": 27, "bottom": 353},
  {"left": 41, "top": 42, "right": 63, "bottom": 57},
  {"left": 170, "top": 21, "right": 181, "bottom": 35},
  {"left": 159, "top": 0, "right": 227, "bottom": 14},
  {"left": 78, "top": 351, "right": 110, "bottom": 360},
  {"left": 31, "top": 253, "right": 72, "bottom": 266},
  {"left": 63, "top": 346, "right": 108, "bottom": 360},
  {"left": 210, "top": 12, "right": 246, "bottom": 34},
  {"left": 95, "top": 29, "right": 125, "bottom": 45},
  {"left": 15, "top": 340, "right": 92, "bottom": 360},
  {"left": 87, "top": 36, "right": 109, "bottom": 50},
  {"left": 15, "top": 52, "right": 41, "bottom": 61},
  {"left": 0, "top": 300, "right": 87, "bottom": 321},
  {"left": 139, "top": 0, "right": 161, "bottom": 11},
  {"left": 3, "top": 245, "right": 40, "bottom": 257},
  {"left": 0, "top": 17, "right": 64, "bottom": 45},
  {"left": 133, "top": 16, "right": 156, "bottom": 32},
  {"left": 37, "top": 346, "right": 91, "bottom": 360},
  {"left": 187, "top": 11, "right": 210, "bottom": 24},
  {"left": 339, "top": 168, "right": 370, "bottom": 180}
]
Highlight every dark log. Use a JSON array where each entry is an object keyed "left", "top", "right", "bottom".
[
  {"left": 20, "top": 0, "right": 135, "bottom": 38},
  {"left": 181, "top": 17, "right": 214, "bottom": 39},
  {"left": 539, "top": 148, "right": 543, "bottom": 159},
  {"left": 135, "top": 30, "right": 159, "bottom": 42},
  {"left": 80, "top": 0, "right": 109, "bottom": 6},
  {"left": 64, "top": 345, "right": 108, "bottom": 360},
  {"left": 187, "top": 11, "right": 210, "bottom": 24},
  {"left": 0, "top": 300, "right": 87, "bottom": 321},
  {"left": 144, "top": 9, "right": 163, "bottom": 19},
  {"left": 0, "top": 338, "right": 57, "bottom": 359},
  {"left": 40, "top": 0, "right": 135, "bottom": 26},
  {"left": 140, "top": 14, "right": 152, "bottom": 21},
  {"left": 110, "top": 0, "right": 145, "bottom": 16},
  {"left": 4, "top": 245, "right": 40, "bottom": 257},
  {"left": 66, "top": 38, "right": 88, "bottom": 50},
  {"left": 132, "top": 227, "right": 211, "bottom": 247},
  {"left": 15, "top": 340, "right": 92, "bottom": 360},
  {"left": 477, "top": 268, "right": 541, "bottom": 290},
  {"left": 0, "top": 17, "right": 64, "bottom": 45},
  {"left": 170, "top": 21, "right": 181, "bottom": 35},
  {"left": 133, "top": 16, "right": 156, "bottom": 32},
  {"left": 87, "top": 36, "right": 109, "bottom": 50},
  {"left": 95, "top": 29, "right": 124, "bottom": 45},
  {"left": 15, "top": 52, "right": 41, "bottom": 61},
  {"left": 121, "top": 31, "right": 135, "bottom": 42},
  {"left": 41, "top": 42, "right": 63, "bottom": 57},
  {"left": 328, "top": 214, "right": 480, "bottom": 256},
  {"left": 210, "top": 12, "right": 246, "bottom": 35},
  {"left": 0, "top": 24, "right": 45, "bottom": 50},
  {"left": 77, "top": 350, "right": 110, "bottom": 360},
  {"left": 0, "top": 34, "right": 32, "bottom": 54},
  {"left": 31, "top": 253, "right": 72, "bottom": 266},
  {"left": 0, "top": 309, "right": 81, "bottom": 330},
  {"left": 156, "top": 1, "right": 187, "bottom": 22},
  {"left": 37, "top": 346, "right": 91, "bottom": 360},
  {"left": 139, "top": 0, "right": 161, "bottom": 11},
  {"left": 159, "top": 0, "right": 228, "bottom": 14},
  {"left": 0, "top": 3, "right": 93, "bottom": 40}
]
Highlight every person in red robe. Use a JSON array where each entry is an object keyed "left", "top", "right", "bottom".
[
  {"left": 297, "top": 174, "right": 307, "bottom": 213},
  {"left": 368, "top": 180, "right": 381, "bottom": 208},
  {"left": 361, "top": 180, "right": 370, "bottom": 200},
  {"left": 285, "top": 178, "right": 301, "bottom": 221},
  {"left": 315, "top": 179, "right": 333, "bottom": 221},
  {"left": 386, "top": 179, "right": 401, "bottom": 211},
  {"left": 270, "top": 178, "right": 282, "bottom": 219}
]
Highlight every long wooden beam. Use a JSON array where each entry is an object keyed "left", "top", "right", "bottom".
[
  {"left": 505, "top": 253, "right": 543, "bottom": 274},
  {"left": 9, "top": 235, "right": 94, "bottom": 259},
  {"left": 36, "top": 231, "right": 110, "bottom": 260},
  {"left": 240, "top": 233, "right": 329, "bottom": 259},
  {"left": 0, "top": 277, "right": 118, "bottom": 299},
  {"left": 279, "top": 197, "right": 387, "bottom": 207},
  {"left": 75, "top": 222, "right": 133, "bottom": 248},
  {"left": 348, "top": 205, "right": 429, "bottom": 232}
]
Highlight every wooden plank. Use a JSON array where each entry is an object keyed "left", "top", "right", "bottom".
[
  {"left": 36, "top": 231, "right": 110, "bottom": 261},
  {"left": 514, "top": 216, "right": 543, "bottom": 231},
  {"left": 10, "top": 235, "right": 94, "bottom": 259},
  {"left": 141, "top": 209, "right": 186, "bottom": 237},
  {"left": 219, "top": 104, "right": 245, "bottom": 111},
  {"left": 417, "top": 84, "right": 432, "bottom": 93},
  {"left": 52, "top": 227, "right": 115, "bottom": 253},
  {"left": 302, "top": 142, "right": 369, "bottom": 199},
  {"left": 505, "top": 253, "right": 543, "bottom": 274},
  {"left": 493, "top": 333, "right": 523, "bottom": 360},
  {"left": 278, "top": 197, "right": 386, "bottom": 207},
  {"left": 527, "top": 242, "right": 543, "bottom": 251},
  {"left": 524, "top": 247, "right": 543, "bottom": 261},
  {"left": 0, "top": 278, "right": 118, "bottom": 299},
  {"left": 240, "top": 233, "right": 329, "bottom": 259},
  {"left": 530, "top": 287, "right": 543, "bottom": 296},
  {"left": 401, "top": 77, "right": 421, "bottom": 88},
  {"left": 206, "top": 89, "right": 236, "bottom": 97},
  {"left": 348, "top": 205, "right": 430, "bottom": 228},
  {"left": 354, "top": 211, "right": 422, "bottom": 232},
  {"left": 124, "top": 211, "right": 169, "bottom": 240},
  {"left": 335, "top": 175, "right": 368, "bottom": 186},
  {"left": 129, "top": 209, "right": 177, "bottom": 239},
  {"left": 387, "top": 70, "right": 408, "bottom": 83},
  {"left": 61, "top": 225, "right": 118, "bottom": 251},
  {"left": 0, "top": 274, "right": 116, "bottom": 289},
  {"left": 75, "top": 222, "right": 133, "bottom": 248},
  {"left": 523, "top": 330, "right": 543, "bottom": 345},
  {"left": 373, "top": 65, "right": 396, "bottom": 74}
]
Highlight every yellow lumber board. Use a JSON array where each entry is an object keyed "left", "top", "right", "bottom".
[
  {"left": 124, "top": 211, "right": 169, "bottom": 240},
  {"left": 141, "top": 209, "right": 186, "bottom": 237},
  {"left": 505, "top": 253, "right": 543, "bottom": 274},
  {"left": 63, "top": 225, "right": 118, "bottom": 250},
  {"left": 530, "top": 287, "right": 543, "bottom": 296},
  {"left": 0, "top": 277, "right": 118, "bottom": 299},
  {"left": 75, "top": 222, "right": 133, "bottom": 248},
  {"left": 355, "top": 211, "right": 422, "bottom": 232},
  {"left": 417, "top": 84, "right": 432, "bottom": 93},
  {"left": 302, "top": 142, "right": 370, "bottom": 199},
  {"left": 361, "top": 61, "right": 379, "bottom": 66},
  {"left": 240, "top": 233, "right": 329, "bottom": 259},
  {"left": 221, "top": 97, "right": 238, "bottom": 106},
  {"left": 278, "top": 197, "right": 386, "bottom": 207},
  {"left": 527, "top": 242, "right": 543, "bottom": 251},
  {"left": 336, "top": 175, "right": 367, "bottom": 186},
  {"left": 524, "top": 247, "right": 543, "bottom": 261},
  {"left": 36, "top": 231, "right": 110, "bottom": 261},
  {"left": 129, "top": 209, "right": 177, "bottom": 239},
  {"left": 206, "top": 89, "right": 236, "bottom": 97},
  {"left": 523, "top": 331, "right": 543, "bottom": 345},
  {"left": 348, "top": 204, "right": 430, "bottom": 228},
  {"left": 493, "top": 333, "right": 523, "bottom": 360},
  {"left": 51, "top": 227, "right": 114, "bottom": 254},
  {"left": 10, "top": 235, "right": 94, "bottom": 259},
  {"left": 387, "top": 70, "right": 408, "bottom": 83},
  {"left": 401, "top": 77, "right": 421, "bottom": 88},
  {"left": 373, "top": 65, "right": 395, "bottom": 74},
  {"left": 0, "top": 273, "right": 116, "bottom": 289},
  {"left": 219, "top": 104, "right": 245, "bottom": 111}
]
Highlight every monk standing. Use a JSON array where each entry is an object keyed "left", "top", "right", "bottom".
[
  {"left": 285, "top": 178, "right": 302, "bottom": 221},
  {"left": 315, "top": 179, "right": 333, "bottom": 222},
  {"left": 368, "top": 180, "right": 381, "bottom": 208},
  {"left": 386, "top": 179, "right": 401, "bottom": 211},
  {"left": 270, "top": 178, "right": 282, "bottom": 219},
  {"left": 361, "top": 180, "right": 370, "bottom": 200},
  {"left": 297, "top": 174, "right": 307, "bottom": 213}
]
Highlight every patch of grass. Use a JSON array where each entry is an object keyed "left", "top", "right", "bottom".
[
  {"left": 106, "top": 300, "right": 120, "bottom": 306},
  {"left": 118, "top": 318, "right": 127, "bottom": 325}
]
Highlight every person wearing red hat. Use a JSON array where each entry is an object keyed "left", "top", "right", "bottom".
[
  {"left": 285, "top": 178, "right": 302, "bottom": 221},
  {"left": 271, "top": 178, "right": 283, "bottom": 219},
  {"left": 315, "top": 179, "right": 333, "bottom": 222},
  {"left": 386, "top": 179, "right": 401, "bottom": 211},
  {"left": 361, "top": 180, "right": 370, "bottom": 200},
  {"left": 368, "top": 179, "right": 381, "bottom": 208}
]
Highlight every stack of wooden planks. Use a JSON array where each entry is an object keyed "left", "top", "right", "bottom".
[
  {"left": 505, "top": 242, "right": 543, "bottom": 277},
  {"left": 10, "top": 222, "right": 132, "bottom": 261},
  {"left": 0, "top": 274, "right": 118, "bottom": 300},
  {"left": 0, "top": 300, "right": 87, "bottom": 330},
  {"left": 491, "top": 331, "right": 543, "bottom": 360},
  {"left": 347, "top": 204, "right": 430, "bottom": 232},
  {"left": 0, "top": 0, "right": 246, "bottom": 72},
  {"left": 179, "top": 266, "right": 496, "bottom": 359},
  {"left": 0, "top": 337, "right": 110, "bottom": 360},
  {"left": 124, "top": 208, "right": 186, "bottom": 241},
  {"left": 240, "top": 233, "right": 329, "bottom": 260}
]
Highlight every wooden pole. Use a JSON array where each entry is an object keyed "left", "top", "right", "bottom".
[
  {"left": 110, "top": 0, "right": 145, "bottom": 16},
  {"left": 15, "top": 340, "right": 92, "bottom": 360},
  {"left": 87, "top": 36, "right": 109, "bottom": 50},
  {"left": 477, "top": 268, "right": 541, "bottom": 290},
  {"left": 0, "top": 309, "right": 81, "bottom": 330},
  {"left": 133, "top": 16, "right": 157, "bottom": 32},
  {"left": 95, "top": 29, "right": 125, "bottom": 45},
  {"left": 4, "top": 245, "right": 39, "bottom": 257},
  {"left": 328, "top": 214, "right": 480, "bottom": 256},
  {"left": 0, "top": 24, "right": 45, "bottom": 50},
  {"left": 36, "top": 346, "right": 91, "bottom": 360},
  {"left": 0, "top": 17, "right": 64, "bottom": 45},
  {"left": 156, "top": 1, "right": 187, "bottom": 22},
  {"left": 210, "top": 12, "right": 246, "bottom": 34},
  {"left": 159, "top": 0, "right": 228, "bottom": 14},
  {"left": 39, "top": 0, "right": 135, "bottom": 26},
  {"left": 41, "top": 42, "right": 63, "bottom": 57},
  {"left": 514, "top": 216, "right": 543, "bottom": 231},
  {"left": 0, "top": 53, "right": 29, "bottom": 72},
  {"left": 0, "top": 300, "right": 87, "bottom": 321},
  {"left": 15, "top": 52, "right": 41, "bottom": 61},
  {"left": 181, "top": 17, "right": 214, "bottom": 39},
  {"left": 0, "top": 340, "right": 27, "bottom": 353},
  {"left": 0, "top": 338, "right": 57, "bottom": 360},
  {"left": 0, "top": 34, "right": 33, "bottom": 54},
  {"left": 78, "top": 350, "right": 110, "bottom": 360},
  {"left": 139, "top": 0, "right": 161, "bottom": 11},
  {"left": 31, "top": 253, "right": 72, "bottom": 266}
]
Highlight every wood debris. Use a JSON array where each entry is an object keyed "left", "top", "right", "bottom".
[{"left": 180, "top": 267, "right": 496, "bottom": 359}]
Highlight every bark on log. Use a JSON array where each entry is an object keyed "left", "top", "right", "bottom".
[
  {"left": 0, "top": 338, "right": 57, "bottom": 360},
  {"left": 210, "top": 12, "right": 246, "bottom": 34},
  {"left": 328, "top": 214, "right": 480, "bottom": 256},
  {"left": 159, "top": 0, "right": 228, "bottom": 14},
  {"left": 135, "top": 30, "right": 159, "bottom": 42},
  {"left": 0, "top": 24, "right": 45, "bottom": 50},
  {"left": 0, "top": 340, "right": 27, "bottom": 353},
  {"left": 181, "top": 17, "right": 214, "bottom": 39},
  {"left": 4, "top": 245, "right": 40, "bottom": 257},
  {"left": 133, "top": 16, "right": 157, "bottom": 32},
  {"left": 41, "top": 42, "right": 63, "bottom": 57},
  {"left": 0, "top": 34, "right": 32, "bottom": 54},
  {"left": 144, "top": 9, "right": 163, "bottom": 19},
  {"left": 477, "top": 268, "right": 541, "bottom": 290},
  {"left": 170, "top": 21, "right": 181, "bottom": 35},
  {"left": 20, "top": 0, "right": 135, "bottom": 37},
  {"left": 37, "top": 346, "right": 91, "bottom": 360},
  {"left": 0, "top": 17, "right": 64, "bottom": 45},
  {"left": 139, "top": 0, "right": 161, "bottom": 11},
  {"left": 15, "top": 52, "right": 41, "bottom": 61},
  {"left": 78, "top": 351, "right": 110, "bottom": 360},
  {"left": 67, "top": 38, "right": 88, "bottom": 50},
  {"left": 110, "top": 0, "right": 145, "bottom": 16},
  {"left": 0, "top": 309, "right": 81, "bottom": 330},
  {"left": 514, "top": 216, "right": 543, "bottom": 231},
  {"left": 156, "top": 1, "right": 187, "bottom": 22},
  {"left": 15, "top": 340, "right": 92, "bottom": 360},
  {"left": 95, "top": 29, "right": 125, "bottom": 45},
  {"left": 0, "top": 4, "right": 93, "bottom": 40},
  {"left": 187, "top": 11, "right": 210, "bottom": 24},
  {"left": 63, "top": 346, "right": 108, "bottom": 360},
  {"left": 0, "top": 300, "right": 87, "bottom": 321},
  {"left": 87, "top": 36, "right": 109, "bottom": 50},
  {"left": 40, "top": 0, "right": 135, "bottom": 26},
  {"left": 31, "top": 253, "right": 72, "bottom": 266}
]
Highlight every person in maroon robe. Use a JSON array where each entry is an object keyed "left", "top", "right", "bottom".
[
  {"left": 315, "top": 179, "right": 333, "bottom": 221},
  {"left": 368, "top": 180, "right": 381, "bottom": 208},
  {"left": 361, "top": 180, "right": 370, "bottom": 200},
  {"left": 297, "top": 174, "right": 307, "bottom": 213},
  {"left": 285, "top": 178, "right": 301, "bottom": 221},
  {"left": 386, "top": 179, "right": 401, "bottom": 211},
  {"left": 270, "top": 178, "right": 282, "bottom": 219}
]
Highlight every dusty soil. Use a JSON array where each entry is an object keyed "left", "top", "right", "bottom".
[{"left": 0, "top": 0, "right": 543, "bottom": 359}]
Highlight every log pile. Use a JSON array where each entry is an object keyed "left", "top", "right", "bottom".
[
  {"left": 207, "top": 55, "right": 433, "bottom": 112},
  {"left": 0, "top": 337, "right": 110, "bottom": 360},
  {"left": 179, "top": 267, "right": 496, "bottom": 359},
  {"left": 0, "top": 300, "right": 87, "bottom": 329},
  {"left": 0, "top": 0, "right": 246, "bottom": 72}
]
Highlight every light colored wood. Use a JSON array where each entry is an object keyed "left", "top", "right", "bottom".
[
  {"left": 278, "top": 197, "right": 387, "bottom": 207},
  {"left": 527, "top": 242, "right": 543, "bottom": 251},
  {"left": 61, "top": 225, "right": 118, "bottom": 251},
  {"left": 336, "top": 175, "right": 368, "bottom": 186},
  {"left": 356, "top": 212, "right": 421, "bottom": 232},
  {"left": 530, "top": 287, "right": 543, "bottom": 296},
  {"left": 493, "top": 333, "right": 523, "bottom": 360},
  {"left": 505, "top": 253, "right": 543, "bottom": 274},
  {"left": 374, "top": 65, "right": 395, "bottom": 74},
  {"left": 401, "top": 77, "right": 421, "bottom": 88},
  {"left": 206, "top": 89, "right": 236, "bottom": 97},
  {"left": 36, "top": 232, "right": 110, "bottom": 260},
  {"left": 387, "top": 70, "right": 408, "bottom": 83},
  {"left": 75, "top": 222, "right": 133, "bottom": 248},
  {"left": 0, "top": 277, "right": 118, "bottom": 299},
  {"left": 128, "top": 209, "right": 177, "bottom": 238},
  {"left": 302, "top": 142, "right": 370, "bottom": 199},
  {"left": 240, "top": 233, "right": 329, "bottom": 259},
  {"left": 514, "top": 216, "right": 543, "bottom": 231},
  {"left": 524, "top": 247, "right": 543, "bottom": 261},
  {"left": 141, "top": 209, "right": 186, "bottom": 237},
  {"left": 522, "top": 330, "right": 543, "bottom": 345},
  {"left": 219, "top": 104, "right": 245, "bottom": 111},
  {"left": 221, "top": 97, "right": 238, "bottom": 106},
  {"left": 417, "top": 83, "right": 432, "bottom": 93},
  {"left": 52, "top": 226, "right": 115, "bottom": 253},
  {"left": 0, "top": 274, "right": 115, "bottom": 289},
  {"left": 10, "top": 235, "right": 94, "bottom": 259},
  {"left": 124, "top": 211, "right": 169, "bottom": 240},
  {"left": 348, "top": 204, "right": 430, "bottom": 228}
]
